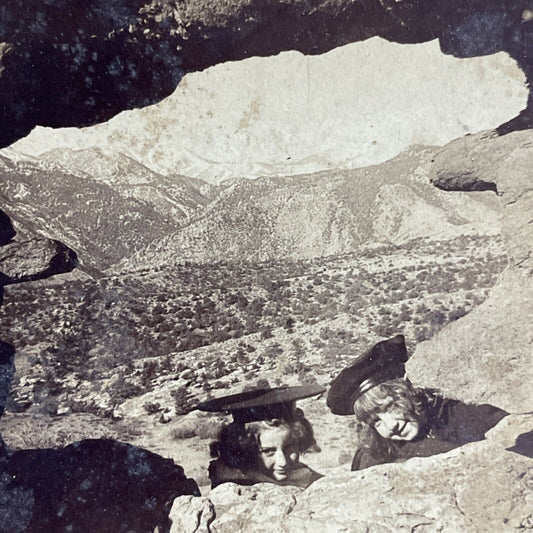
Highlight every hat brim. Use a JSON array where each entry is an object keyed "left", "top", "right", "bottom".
[{"left": 196, "top": 384, "right": 325, "bottom": 413}]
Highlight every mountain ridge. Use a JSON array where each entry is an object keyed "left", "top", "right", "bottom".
[
  {"left": 123, "top": 146, "right": 502, "bottom": 269},
  {"left": 0, "top": 144, "right": 502, "bottom": 274}
]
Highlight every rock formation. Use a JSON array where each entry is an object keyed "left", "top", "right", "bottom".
[
  {"left": 1, "top": 0, "right": 533, "bottom": 148},
  {"left": 170, "top": 414, "right": 533, "bottom": 532},
  {"left": 1, "top": 439, "right": 200, "bottom": 533},
  {"left": 3, "top": 3, "right": 533, "bottom": 530},
  {"left": 0, "top": 238, "right": 77, "bottom": 286},
  {"left": 7, "top": 38, "right": 526, "bottom": 184},
  {"left": 407, "top": 130, "right": 533, "bottom": 413}
]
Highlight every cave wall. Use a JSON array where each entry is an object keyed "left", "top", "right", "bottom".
[{"left": 1, "top": 0, "right": 533, "bottom": 148}]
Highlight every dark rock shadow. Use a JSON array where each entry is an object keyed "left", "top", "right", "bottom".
[
  {"left": 507, "top": 429, "right": 533, "bottom": 458},
  {"left": 438, "top": 6, "right": 533, "bottom": 134},
  {"left": 0, "top": 210, "right": 15, "bottom": 246},
  {"left": 0, "top": 339, "right": 15, "bottom": 421},
  {"left": 1, "top": 439, "right": 200, "bottom": 533},
  {"left": 2, "top": 1, "right": 533, "bottom": 147}
]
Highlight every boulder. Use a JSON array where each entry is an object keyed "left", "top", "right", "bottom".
[
  {"left": 430, "top": 130, "right": 533, "bottom": 273},
  {"left": 408, "top": 271, "right": 533, "bottom": 413},
  {"left": 169, "top": 415, "right": 533, "bottom": 532},
  {"left": 0, "top": 439, "right": 200, "bottom": 533},
  {"left": 0, "top": 238, "right": 77, "bottom": 285},
  {"left": 408, "top": 130, "right": 533, "bottom": 411},
  {"left": 169, "top": 496, "right": 216, "bottom": 533}
]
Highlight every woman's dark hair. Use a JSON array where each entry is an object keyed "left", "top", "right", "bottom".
[{"left": 210, "top": 408, "right": 317, "bottom": 470}]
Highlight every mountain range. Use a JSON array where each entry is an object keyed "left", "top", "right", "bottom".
[
  {"left": 0, "top": 149, "right": 209, "bottom": 272},
  {"left": 124, "top": 145, "right": 502, "bottom": 268},
  {"left": 0, "top": 145, "right": 502, "bottom": 273}
]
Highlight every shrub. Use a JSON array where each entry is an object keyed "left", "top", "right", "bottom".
[
  {"left": 171, "top": 387, "right": 195, "bottom": 415},
  {"left": 141, "top": 360, "right": 159, "bottom": 386},
  {"left": 143, "top": 401, "right": 162, "bottom": 415},
  {"left": 171, "top": 426, "right": 197, "bottom": 440}
]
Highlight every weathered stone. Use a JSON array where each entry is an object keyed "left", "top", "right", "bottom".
[
  {"left": 409, "top": 131, "right": 533, "bottom": 411},
  {"left": 169, "top": 495, "right": 216, "bottom": 533},
  {"left": 1, "top": 1, "right": 532, "bottom": 147},
  {"left": 408, "top": 270, "right": 533, "bottom": 413},
  {"left": 0, "top": 238, "right": 77, "bottom": 285},
  {"left": 169, "top": 415, "right": 533, "bottom": 533},
  {"left": 431, "top": 130, "right": 533, "bottom": 273},
  {"left": 0, "top": 439, "right": 200, "bottom": 533}
]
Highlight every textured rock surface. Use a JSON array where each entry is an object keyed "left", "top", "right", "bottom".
[
  {"left": 169, "top": 495, "right": 216, "bottom": 533},
  {"left": 408, "top": 130, "right": 533, "bottom": 411},
  {"left": 0, "top": 238, "right": 77, "bottom": 285},
  {"left": 170, "top": 414, "right": 533, "bottom": 532},
  {"left": 0, "top": 439, "right": 200, "bottom": 533},
  {"left": 1, "top": 0, "right": 533, "bottom": 147},
  {"left": 430, "top": 130, "right": 533, "bottom": 274},
  {"left": 408, "top": 271, "right": 533, "bottom": 413}
]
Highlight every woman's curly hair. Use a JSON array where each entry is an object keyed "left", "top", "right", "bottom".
[
  {"left": 353, "top": 378, "right": 427, "bottom": 426},
  {"left": 210, "top": 408, "right": 318, "bottom": 470}
]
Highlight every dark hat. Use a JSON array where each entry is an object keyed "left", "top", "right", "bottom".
[
  {"left": 196, "top": 384, "right": 325, "bottom": 424},
  {"left": 327, "top": 335, "right": 408, "bottom": 415}
]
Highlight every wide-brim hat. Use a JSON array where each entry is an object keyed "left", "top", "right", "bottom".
[
  {"left": 196, "top": 384, "right": 325, "bottom": 424},
  {"left": 327, "top": 334, "right": 408, "bottom": 415}
]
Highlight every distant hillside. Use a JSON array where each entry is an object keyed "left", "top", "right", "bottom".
[
  {"left": 0, "top": 234, "right": 506, "bottom": 422},
  {"left": 0, "top": 151, "right": 210, "bottom": 272},
  {"left": 126, "top": 147, "right": 502, "bottom": 268},
  {"left": 0, "top": 145, "right": 502, "bottom": 272}
]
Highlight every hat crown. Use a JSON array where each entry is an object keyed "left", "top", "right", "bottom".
[{"left": 327, "top": 335, "right": 408, "bottom": 415}]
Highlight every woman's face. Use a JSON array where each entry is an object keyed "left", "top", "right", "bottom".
[
  {"left": 257, "top": 426, "right": 299, "bottom": 481},
  {"left": 373, "top": 409, "right": 420, "bottom": 441}
]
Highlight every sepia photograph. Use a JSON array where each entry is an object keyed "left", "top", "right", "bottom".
[{"left": 1, "top": 1, "right": 533, "bottom": 531}]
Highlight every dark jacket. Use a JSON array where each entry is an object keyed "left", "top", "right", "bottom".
[
  {"left": 209, "top": 458, "right": 322, "bottom": 489},
  {"left": 351, "top": 390, "right": 508, "bottom": 471}
]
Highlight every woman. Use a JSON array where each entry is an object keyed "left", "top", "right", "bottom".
[
  {"left": 327, "top": 335, "right": 508, "bottom": 470},
  {"left": 197, "top": 385, "right": 324, "bottom": 488}
]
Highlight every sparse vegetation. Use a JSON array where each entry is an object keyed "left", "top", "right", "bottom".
[{"left": 0, "top": 234, "right": 507, "bottom": 418}]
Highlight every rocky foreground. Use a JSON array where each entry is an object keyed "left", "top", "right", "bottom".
[{"left": 171, "top": 415, "right": 533, "bottom": 533}]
